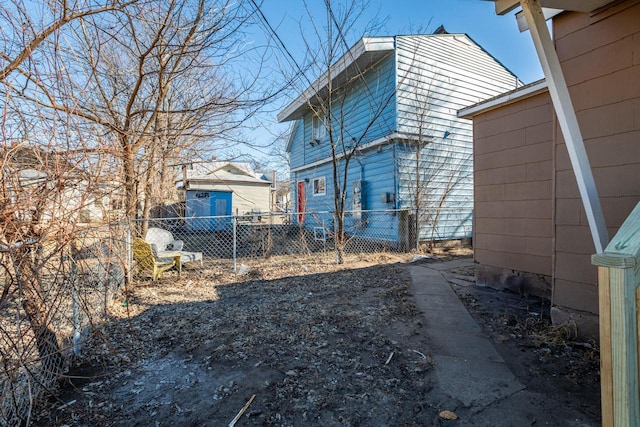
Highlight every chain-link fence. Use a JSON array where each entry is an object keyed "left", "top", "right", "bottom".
[
  {"left": 138, "top": 210, "right": 404, "bottom": 269},
  {"left": 0, "top": 222, "right": 128, "bottom": 426},
  {"left": 0, "top": 207, "right": 469, "bottom": 425},
  {"left": 135, "top": 207, "right": 470, "bottom": 273}
]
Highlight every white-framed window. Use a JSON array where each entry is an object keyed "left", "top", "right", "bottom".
[
  {"left": 312, "top": 177, "right": 326, "bottom": 196},
  {"left": 312, "top": 113, "right": 326, "bottom": 140}
]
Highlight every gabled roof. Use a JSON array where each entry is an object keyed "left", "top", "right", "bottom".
[
  {"left": 277, "top": 36, "right": 395, "bottom": 123},
  {"left": 1, "top": 143, "right": 87, "bottom": 182},
  {"left": 277, "top": 33, "right": 519, "bottom": 126},
  {"left": 179, "top": 161, "right": 271, "bottom": 187}
]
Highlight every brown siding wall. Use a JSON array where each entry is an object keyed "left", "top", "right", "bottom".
[
  {"left": 473, "top": 93, "right": 554, "bottom": 277},
  {"left": 470, "top": 1, "right": 640, "bottom": 322},
  {"left": 552, "top": 2, "right": 640, "bottom": 315}
]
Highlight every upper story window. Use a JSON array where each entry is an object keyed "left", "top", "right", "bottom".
[
  {"left": 312, "top": 177, "right": 326, "bottom": 196},
  {"left": 312, "top": 112, "right": 326, "bottom": 141}
]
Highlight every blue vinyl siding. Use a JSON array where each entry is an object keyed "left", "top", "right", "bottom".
[
  {"left": 396, "top": 141, "right": 473, "bottom": 239},
  {"left": 292, "top": 144, "right": 400, "bottom": 242},
  {"left": 288, "top": 53, "right": 397, "bottom": 169},
  {"left": 288, "top": 121, "right": 306, "bottom": 170},
  {"left": 284, "top": 34, "right": 520, "bottom": 245}
]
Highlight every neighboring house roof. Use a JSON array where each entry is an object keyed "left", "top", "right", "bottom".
[
  {"left": 1, "top": 143, "right": 88, "bottom": 183},
  {"left": 458, "top": 78, "right": 548, "bottom": 119},
  {"left": 277, "top": 34, "right": 520, "bottom": 125},
  {"left": 277, "top": 36, "right": 395, "bottom": 123},
  {"left": 179, "top": 161, "right": 271, "bottom": 188}
]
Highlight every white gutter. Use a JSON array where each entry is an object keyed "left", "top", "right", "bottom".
[
  {"left": 458, "top": 79, "right": 548, "bottom": 119},
  {"left": 290, "top": 132, "right": 416, "bottom": 173}
]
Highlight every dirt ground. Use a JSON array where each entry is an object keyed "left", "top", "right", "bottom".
[{"left": 35, "top": 252, "right": 600, "bottom": 426}]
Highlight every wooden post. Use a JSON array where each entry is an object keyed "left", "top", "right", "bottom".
[
  {"left": 592, "top": 201, "right": 640, "bottom": 427},
  {"left": 598, "top": 266, "right": 614, "bottom": 427}
]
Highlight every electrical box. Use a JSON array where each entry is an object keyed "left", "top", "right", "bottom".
[
  {"left": 381, "top": 192, "right": 395, "bottom": 204},
  {"left": 353, "top": 179, "right": 363, "bottom": 221},
  {"left": 352, "top": 179, "right": 368, "bottom": 228}
]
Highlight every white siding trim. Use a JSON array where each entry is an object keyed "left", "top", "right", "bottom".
[
  {"left": 457, "top": 79, "right": 548, "bottom": 118},
  {"left": 289, "top": 132, "right": 417, "bottom": 173}
]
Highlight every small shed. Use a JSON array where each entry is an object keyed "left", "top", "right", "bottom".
[{"left": 178, "top": 161, "right": 272, "bottom": 230}]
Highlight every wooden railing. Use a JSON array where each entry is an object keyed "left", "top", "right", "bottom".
[{"left": 592, "top": 202, "right": 640, "bottom": 427}]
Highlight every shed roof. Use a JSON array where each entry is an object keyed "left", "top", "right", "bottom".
[
  {"left": 178, "top": 161, "right": 271, "bottom": 187},
  {"left": 458, "top": 78, "right": 548, "bottom": 119}
]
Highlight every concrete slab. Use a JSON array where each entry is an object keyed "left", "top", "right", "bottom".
[
  {"left": 420, "top": 258, "right": 474, "bottom": 271},
  {"left": 408, "top": 261, "right": 525, "bottom": 410},
  {"left": 429, "top": 331, "right": 504, "bottom": 362},
  {"left": 433, "top": 354, "right": 525, "bottom": 407},
  {"left": 420, "top": 307, "right": 483, "bottom": 334}
]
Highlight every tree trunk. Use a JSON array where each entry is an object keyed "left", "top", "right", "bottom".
[
  {"left": 334, "top": 212, "right": 345, "bottom": 264},
  {"left": 15, "top": 248, "right": 65, "bottom": 377}
]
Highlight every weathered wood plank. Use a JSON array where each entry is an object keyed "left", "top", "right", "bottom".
[
  {"left": 598, "top": 266, "right": 613, "bottom": 427},
  {"left": 609, "top": 266, "right": 640, "bottom": 425}
]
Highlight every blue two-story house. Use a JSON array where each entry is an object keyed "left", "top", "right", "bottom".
[{"left": 278, "top": 32, "right": 520, "bottom": 248}]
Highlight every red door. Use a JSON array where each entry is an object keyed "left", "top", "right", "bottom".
[{"left": 297, "top": 181, "right": 305, "bottom": 223}]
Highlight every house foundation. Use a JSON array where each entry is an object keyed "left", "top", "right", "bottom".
[
  {"left": 475, "top": 264, "right": 599, "bottom": 340},
  {"left": 475, "top": 264, "right": 551, "bottom": 299}
]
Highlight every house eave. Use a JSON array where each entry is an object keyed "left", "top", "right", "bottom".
[
  {"left": 458, "top": 79, "right": 548, "bottom": 119},
  {"left": 277, "top": 37, "right": 395, "bottom": 123},
  {"left": 290, "top": 132, "right": 418, "bottom": 173},
  {"left": 493, "top": 0, "right": 616, "bottom": 15}
]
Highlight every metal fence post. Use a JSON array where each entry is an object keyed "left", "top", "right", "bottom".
[
  {"left": 126, "top": 223, "right": 132, "bottom": 285},
  {"left": 233, "top": 216, "right": 237, "bottom": 274},
  {"left": 71, "top": 256, "right": 82, "bottom": 357}
]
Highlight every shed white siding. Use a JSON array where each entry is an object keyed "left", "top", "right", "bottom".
[{"left": 187, "top": 182, "right": 271, "bottom": 215}]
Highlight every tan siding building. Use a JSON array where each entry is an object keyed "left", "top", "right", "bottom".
[{"left": 460, "top": 0, "right": 640, "bottom": 337}]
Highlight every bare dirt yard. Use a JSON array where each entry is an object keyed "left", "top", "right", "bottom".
[{"left": 35, "top": 252, "right": 600, "bottom": 426}]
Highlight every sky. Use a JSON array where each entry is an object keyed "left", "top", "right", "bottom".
[
  {"left": 258, "top": 0, "right": 543, "bottom": 84},
  {"left": 238, "top": 0, "right": 544, "bottom": 168}
]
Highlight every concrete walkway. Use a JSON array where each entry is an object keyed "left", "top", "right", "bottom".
[{"left": 409, "top": 259, "right": 596, "bottom": 426}]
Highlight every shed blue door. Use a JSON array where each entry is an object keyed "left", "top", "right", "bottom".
[{"left": 186, "top": 190, "right": 232, "bottom": 230}]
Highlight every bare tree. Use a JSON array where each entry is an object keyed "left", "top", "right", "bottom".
[
  {"left": 286, "top": 0, "right": 392, "bottom": 264},
  {"left": 6, "top": 0, "right": 276, "bottom": 226},
  {"left": 0, "top": 124, "right": 111, "bottom": 424},
  {"left": 0, "top": 3, "right": 138, "bottom": 423},
  {"left": 0, "top": 0, "right": 140, "bottom": 82},
  {"left": 396, "top": 38, "right": 473, "bottom": 251},
  {"left": 398, "top": 90, "right": 472, "bottom": 251},
  {"left": 0, "top": 1, "right": 276, "bottom": 422}
]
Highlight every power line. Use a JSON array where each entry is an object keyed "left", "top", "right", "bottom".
[
  {"left": 322, "top": 0, "right": 395, "bottom": 137},
  {"left": 247, "top": 0, "right": 312, "bottom": 89}
]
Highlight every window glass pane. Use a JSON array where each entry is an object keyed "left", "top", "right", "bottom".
[
  {"left": 312, "top": 114, "right": 326, "bottom": 140},
  {"left": 313, "top": 177, "right": 325, "bottom": 195}
]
